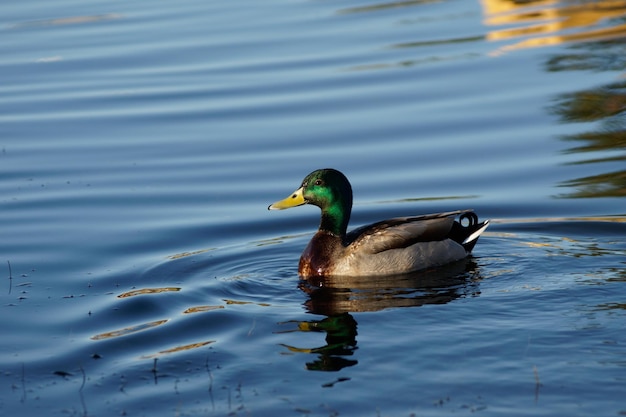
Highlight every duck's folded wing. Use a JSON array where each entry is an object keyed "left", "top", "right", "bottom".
[{"left": 345, "top": 210, "right": 466, "bottom": 254}]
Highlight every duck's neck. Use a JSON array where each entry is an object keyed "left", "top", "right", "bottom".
[{"left": 319, "top": 201, "right": 350, "bottom": 238}]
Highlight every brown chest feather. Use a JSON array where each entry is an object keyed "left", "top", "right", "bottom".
[{"left": 298, "top": 232, "right": 344, "bottom": 277}]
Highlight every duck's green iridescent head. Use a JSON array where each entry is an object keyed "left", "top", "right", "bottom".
[{"left": 268, "top": 168, "right": 353, "bottom": 236}]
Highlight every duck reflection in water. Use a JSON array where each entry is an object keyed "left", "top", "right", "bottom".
[
  {"left": 280, "top": 313, "right": 359, "bottom": 372},
  {"left": 279, "top": 259, "right": 483, "bottom": 372}
]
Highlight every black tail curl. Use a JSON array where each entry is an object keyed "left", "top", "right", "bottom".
[{"left": 450, "top": 211, "right": 488, "bottom": 253}]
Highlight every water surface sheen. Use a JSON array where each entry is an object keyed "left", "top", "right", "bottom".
[{"left": 1, "top": 0, "right": 625, "bottom": 416}]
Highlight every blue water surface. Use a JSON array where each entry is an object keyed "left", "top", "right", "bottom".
[{"left": 1, "top": 0, "right": 625, "bottom": 416}]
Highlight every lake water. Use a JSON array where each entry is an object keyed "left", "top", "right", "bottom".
[{"left": 1, "top": 0, "right": 625, "bottom": 416}]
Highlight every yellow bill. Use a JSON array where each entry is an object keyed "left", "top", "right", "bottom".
[{"left": 268, "top": 187, "right": 305, "bottom": 210}]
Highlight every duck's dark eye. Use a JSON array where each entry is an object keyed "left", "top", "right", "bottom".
[{"left": 314, "top": 179, "right": 324, "bottom": 186}]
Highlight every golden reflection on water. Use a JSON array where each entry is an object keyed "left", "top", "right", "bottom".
[
  {"left": 223, "top": 299, "right": 271, "bottom": 307},
  {"left": 91, "top": 319, "right": 169, "bottom": 340},
  {"left": 482, "top": 0, "right": 626, "bottom": 56},
  {"left": 183, "top": 305, "right": 225, "bottom": 314},
  {"left": 117, "top": 287, "right": 181, "bottom": 298},
  {"left": 141, "top": 340, "right": 216, "bottom": 359}
]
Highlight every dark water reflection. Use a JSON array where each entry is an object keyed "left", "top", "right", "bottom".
[
  {"left": 280, "top": 260, "right": 483, "bottom": 371},
  {"left": 548, "top": 42, "right": 626, "bottom": 198},
  {"left": 280, "top": 313, "right": 359, "bottom": 372},
  {"left": 300, "top": 259, "right": 482, "bottom": 315}
]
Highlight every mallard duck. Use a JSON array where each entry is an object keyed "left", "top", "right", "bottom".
[{"left": 268, "top": 168, "right": 489, "bottom": 277}]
